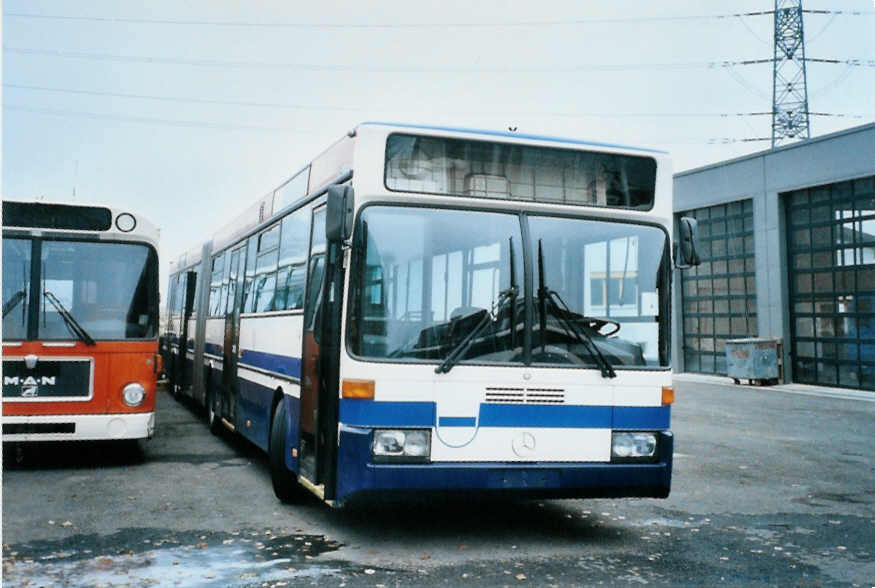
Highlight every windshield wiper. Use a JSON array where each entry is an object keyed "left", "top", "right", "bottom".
[
  {"left": 3, "top": 290, "right": 27, "bottom": 318},
  {"left": 436, "top": 237, "right": 519, "bottom": 375},
  {"left": 43, "top": 291, "right": 96, "bottom": 346},
  {"left": 434, "top": 286, "right": 517, "bottom": 374},
  {"left": 537, "top": 241, "right": 616, "bottom": 378}
]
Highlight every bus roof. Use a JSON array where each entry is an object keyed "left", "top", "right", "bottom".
[
  {"left": 1, "top": 198, "right": 160, "bottom": 246},
  {"left": 358, "top": 122, "right": 668, "bottom": 155}
]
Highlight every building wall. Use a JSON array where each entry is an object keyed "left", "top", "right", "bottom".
[{"left": 673, "top": 122, "right": 875, "bottom": 384}]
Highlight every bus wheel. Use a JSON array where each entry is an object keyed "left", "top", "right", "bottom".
[
  {"left": 207, "top": 387, "right": 222, "bottom": 436},
  {"left": 270, "top": 398, "right": 304, "bottom": 503}
]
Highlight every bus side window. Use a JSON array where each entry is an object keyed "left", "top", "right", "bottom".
[
  {"left": 253, "top": 224, "right": 280, "bottom": 313},
  {"left": 241, "top": 235, "right": 258, "bottom": 313},
  {"left": 167, "top": 274, "right": 178, "bottom": 331},
  {"left": 304, "top": 256, "right": 325, "bottom": 340},
  {"left": 305, "top": 207, "right": 327, "bottom": 339},
  {"left": 277, "top": 208, "right": 310, "bottom": 311},
  {"left": 209, "top": 253, "right": 225, "bottom": 316}
]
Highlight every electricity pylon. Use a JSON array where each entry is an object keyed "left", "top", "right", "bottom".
[{"left": 772, "top": 0, "right": 810, "bottom": 147}]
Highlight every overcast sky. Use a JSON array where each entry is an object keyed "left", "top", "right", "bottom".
[{"left": 3, "top": 0, "right": 874, "bottom": 294}]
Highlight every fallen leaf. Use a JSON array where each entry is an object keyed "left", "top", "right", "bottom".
[{"left": 60, "top": 521, "right": 73, "bottom": 528}]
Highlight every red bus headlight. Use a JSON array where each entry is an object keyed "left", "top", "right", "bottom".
[{"left": 122, "top": 383, "right": 147, "bottom": 407}]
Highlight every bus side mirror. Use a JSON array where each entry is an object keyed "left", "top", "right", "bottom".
[
  {"left": 674, "top": 216, "right": 701, "bottom": 269},
  {"left": 326, "top": 184, "right": 354, "bottom": 243}
]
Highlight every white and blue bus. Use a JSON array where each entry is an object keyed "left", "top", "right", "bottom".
[{"left": 163, "top": 123, "right": 699, "bottom": 507}]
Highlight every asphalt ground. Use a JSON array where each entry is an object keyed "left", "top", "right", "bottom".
[{"left": 2, "top": 376, "right": 873, "bottom": 587}]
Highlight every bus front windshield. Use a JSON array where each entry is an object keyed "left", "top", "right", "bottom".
[
  {"left": 349, "top": 206, "right": 670, "bottom": 369},
  {"left": 39, "top": 240, "right": 158, "bottom": 341},
  {"left": 24, "top": 239, "right": 158, "bottom": 341}
]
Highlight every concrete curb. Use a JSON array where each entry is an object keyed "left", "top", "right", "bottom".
[{"left": 672, "top": 372, "right": 875, "bottom": 403}]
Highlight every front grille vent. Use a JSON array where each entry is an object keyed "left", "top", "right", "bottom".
[
  {"left": 485, "top": 387, "right": 565, "bottom": 404},
  {"left": 3, "top": 423, "right": 76, "bottom": 435}
]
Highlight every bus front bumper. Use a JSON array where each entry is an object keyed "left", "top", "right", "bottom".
[
  {"left": 334, "top": 427, "right": 672, "bottom": 506},
  {"left": 2, "top": 412, "right": 155, "bottom": 442}
]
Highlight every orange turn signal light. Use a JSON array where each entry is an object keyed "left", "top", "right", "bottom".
[
  {"left": 661, "top": 386, "right": 675, "bottom": 406},
  {"left": 342, "top": 379, "right": 375, "bottom": 399}
]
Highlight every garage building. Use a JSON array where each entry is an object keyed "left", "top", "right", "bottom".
[{"left": 673, "top": 122, "right": 875, "bottom": 390}]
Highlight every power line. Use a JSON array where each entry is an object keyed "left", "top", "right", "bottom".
[
  {"left": 4, "top": 8, "right": 871, "bottom": 29},
  {"left": 12, "top": 83, "right": 863, "bottom": 120},
  {"left": 801, "top": 9, "right": 875, "bottom": 16},
  {"left": 2, "top": 104, "right": 306, "bottom": 133},
  {"left": 2, "top": 46, "right": 721, "bottom": 72},
  {"left": 3, "top": 83, "right": 361, "bottom": 113},
  {"left": 5, "top": 103, "right": 792, "bottom": 146},
  {"left": 10, "top": 46, "right": 871, "bottom": 73},
  {"left": 0, "top": 11, "right": 795, "bottom": 29}
]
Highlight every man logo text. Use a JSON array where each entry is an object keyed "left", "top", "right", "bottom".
[{"left": 4, "top": 376, "right": 57, "bottom": 386}]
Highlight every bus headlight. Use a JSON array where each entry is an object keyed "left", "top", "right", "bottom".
[
  {"left": 122, "top": 383, "right": 147, "bottom": 407},
  {"left": 611, "top": 432, "right": 657, "bottom": 460},
  {"left": 371, "top": 429, "right": 431, "bottom": 462}
]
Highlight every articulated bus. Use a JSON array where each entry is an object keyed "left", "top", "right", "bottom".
[
  {"left": 2, "top": 200, "right": 161, "bottom": 443},
  {"left": 164, "top": 123, "right": 699, "bottom": 507}
]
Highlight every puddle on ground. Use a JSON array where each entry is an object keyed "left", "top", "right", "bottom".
[{"left": 3, "top": 532, "right": 344, "bottom": 587}]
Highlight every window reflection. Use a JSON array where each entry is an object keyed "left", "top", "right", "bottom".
[{"left": 2, "top": 238, "right": 31, "bottom": 340}]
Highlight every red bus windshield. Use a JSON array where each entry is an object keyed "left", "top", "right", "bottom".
[{"left": 2, "top": 237, "right": 159, "bottom": 341}]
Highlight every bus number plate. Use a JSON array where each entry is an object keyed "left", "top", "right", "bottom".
[{"left": 488, "top": 469, "right": 559, "bottom": 489}]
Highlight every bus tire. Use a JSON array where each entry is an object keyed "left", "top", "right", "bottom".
[
  {"left": 207, "top": 386, "right": 222, "bottom": 436},
  {"left": 270, "top": 398, "right": 304, "bottom": 503}
]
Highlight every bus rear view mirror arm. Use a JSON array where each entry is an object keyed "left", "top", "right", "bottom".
[{"left": 674, "top": 216, "right": 701, "bottom": 269}]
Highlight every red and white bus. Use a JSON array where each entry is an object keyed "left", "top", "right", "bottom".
[{"left": 2, "top": 200, "right": 161, "bottom": 442}]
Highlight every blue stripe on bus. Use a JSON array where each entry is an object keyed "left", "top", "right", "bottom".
[
  {"left": 239, "top": 349, "right": 301, "bottom": 379},
  {"left": 340, "top": 400, "right": 436, "bottom": 427},
  {"left": 202, "top": 343, "right": 302, "bottom": 380},
  {"left": 613, "top": 405, "right": 671, "bottom": 430},
  {"left": 438, "top": 416, "right": 477, "bottom": 427},
  {"left": 339, "top": 400, "right": 670, "bottom": 430},
  {"left": 479, "top": 404, "right": 613, "bottom": 428}
]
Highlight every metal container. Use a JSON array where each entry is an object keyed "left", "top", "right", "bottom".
[{"left": 725, "top": 338, "right": 782, "bottom": 385}]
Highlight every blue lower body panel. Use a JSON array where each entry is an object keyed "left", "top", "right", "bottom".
[{"left": 334, "top": 426, "right": 673, "bottom": 506}]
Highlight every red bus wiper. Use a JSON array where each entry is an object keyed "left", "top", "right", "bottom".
[
  {"left": 44, "top": 291, "right": 96, "bottom": 346},
  {"left": 3, "top": 290, "right": 26, "bottom": 318}
]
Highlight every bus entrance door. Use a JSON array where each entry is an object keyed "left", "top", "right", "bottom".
[
  {"left": 221, "top": 245, "right": 246, "bottom": 427},
  {"left": 180, "top": 271, "right": 197, "bottom": 393},
  {"left": 299, "top": 207, "right": 327, "bottom": 487},
  {"left": 173, "top": 271, "right": 196, "bottom": 395}
]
